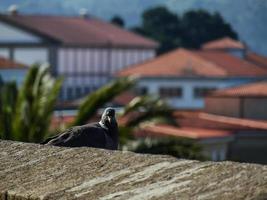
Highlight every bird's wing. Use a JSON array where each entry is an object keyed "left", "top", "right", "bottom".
[
  {"left": 45, "top": 127, "right": 80, "bottom": 147},
  {"left": 45, "top": 124, "right": 107, "bottom": 148},
  {"left": 40, "top": 132, "right": 64, "bottom": 144}
]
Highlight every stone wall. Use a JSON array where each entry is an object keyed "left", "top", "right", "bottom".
[{"left": 0, "top": 140, "right": 266, "bottom": 200}]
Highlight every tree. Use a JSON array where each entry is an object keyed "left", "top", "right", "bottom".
[
  {"left": 132, "top": 6, "right": 182, "bottom": 55},
  {"left": 0, "top": 64, "right": 63, "bottom": 142},
  {"left": 110, "top": 15, "right": 125, "bottom": 27},
  {"left": 180, "top": 10, "right": 238, "bottom": 48},
  {"left": 133, "top": 6, "right": 238, "bottom": 54}
]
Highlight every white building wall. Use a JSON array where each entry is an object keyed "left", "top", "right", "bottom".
[
  {"left": 14, "top": 48, "right": 49, "bottom": 66},
  {"left": 0, "top": 22, "right": 41, "bottom": 43},
  {"left": 57, "top": 47, "right": 155, "bottom": 100},
  {"left": 137, "top": 78, "right": 250, "bottom": 109}
]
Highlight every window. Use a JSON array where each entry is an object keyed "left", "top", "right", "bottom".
[
  {"left": 66, "top": 87, "right": 73, "bottom": 100},
  {"left": 159, "top": 87, "right": 183, "bottom": 98},
  {"left": 75, "top": 87, "right": 82, "bottom": 98},
  {"left": 136, "top": 87, "right": 148, "bottom": 95},
  {"left": 194, "top": 87, "right": 216, "bottom": 98}
]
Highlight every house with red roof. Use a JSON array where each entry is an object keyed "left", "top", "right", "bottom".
[
  {"left": 206, "top": 81, "right": 267, "bottom": 120},
  {"left": 0, "top": 56, "right": 27, "bottom": 85},
  {"left": 118, "top": 37, "right": 267, "bottom": 109},
  {"left": 0, "top": 10, "right": 158, "bottom": 100},
  {"left": 124, "top": 110, "right": 267, "bottom": 163}
]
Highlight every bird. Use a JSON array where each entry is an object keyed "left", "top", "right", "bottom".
[{"left": 41, "top": 107, "right": 118, "bottom": 150}]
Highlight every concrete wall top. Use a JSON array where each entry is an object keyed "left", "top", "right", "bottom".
[{"left": 0, "top": 140, "right": 266, "bottom": 200}]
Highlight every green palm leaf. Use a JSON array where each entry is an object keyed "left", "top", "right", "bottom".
[
  {"left": 13, "top": 64, "right": 63, "bottom": 142},
  {"left": 0, "top": 81, "right": 18, "bottom": 140},
  {"left": 73, "top": 76, "right": 137, "bottom": 126}
]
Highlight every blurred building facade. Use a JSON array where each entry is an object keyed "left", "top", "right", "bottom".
[
  {"left": 118, "top": 38, "right": 267, "bottom": 110},
  {"left": 206, "top": 81, "right": 267, "bottom": 120},
  {"left": 0, "top": 12, "right": 158, "bottom": 100}
]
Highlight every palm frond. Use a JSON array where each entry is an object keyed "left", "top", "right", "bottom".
[
  {"left": 73, "top": 76, "right": 137, "bottom": 126},
  {"left": 121, "top": 95, "right": 177, "bottom": 128},
  {"left": 0, "top": 81, "right": 18, "bottom": 140},
  {"left": 12, "top": 64, "right": 63, "bottom": 142}
]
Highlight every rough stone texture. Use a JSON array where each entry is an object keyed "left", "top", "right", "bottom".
[{"left": 0, "top": 140, "right": 267, "bottom": 200}]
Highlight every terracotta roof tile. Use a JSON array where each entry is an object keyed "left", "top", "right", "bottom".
[
  {"left": 0, "top": 56, "right": 26, "bottom": 69},
  {"left": 174, "top": 111, "right": 267, "bottom": 131},
  {"left": 135, "top": 124, "right": 232, "bottom": 139},
  {"left": 210, "top": 81, "right": 267, "bottom": 97},
  {"left": 245, "top": 52, "right": 267, "bottom": 68},
  {"left": 202, "top": 37, "right": 245, "bottom": 50},
  {"left": 195, "top": 51, "right": 267, "bottom": 76},
  {"left": 117, "top": 48, "right": 267, "bottom": 77},
  {"left": 0, "top": 14, "right": 158, "bottom": 48},
  {"left": 112, "top": 92, "right": 136, "bottom": 106}
]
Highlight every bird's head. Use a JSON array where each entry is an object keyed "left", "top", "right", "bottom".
[{"left": 99, "top": 107, "right": 118, "bottom": 130}]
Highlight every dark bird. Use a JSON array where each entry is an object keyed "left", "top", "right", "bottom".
[{"left": 41, "top": 107, "right": 118, "bottom": 150}]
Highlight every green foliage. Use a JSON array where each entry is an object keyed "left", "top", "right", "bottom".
[
  {"left": 0, "top": 64, "right": 62, "bottom": 142},
  {"left": 0, "top": 82, "right": 17, "bottom": 140},
  {"left": 110, "top": 15, "right": 125, "bottom": 27},
  {"left": 128, "top": 137, "right": 205, "bottom": 160},
  {"left": 121, "top": 95, "right": 177, "bottom": 128},
  {"left": 0, "top": 75, "right": 3, "bottom": 86},
  {"left": 180, "top": 10, "right": 238, "bottom": 48},
  {"left": 72, "top": 76, "right": 136, "bottom": 126},
  {"left": 132, "top": 6, "right": 181, "bottom": 55},
  {"left": 133, "top": 6, "right": 238, "bottom": 54}
]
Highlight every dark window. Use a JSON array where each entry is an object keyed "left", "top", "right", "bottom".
[
  {"left": 84, "top": 86, "right": 91, "bottom": 94},
  {"left": 76, "top": 87, "right": 82, "bottom": 98},
  {"left": 194, "top": 87, "right": 216, "bottom": 98},
  {"left": 136, "top": 87, "right": 148, "bottom": 95},
  {"left": 159, "top": 87, "right": 183, "bottom": 98},
  {"left": 67, "top": 87, "right": 73, "bottom": 100}
]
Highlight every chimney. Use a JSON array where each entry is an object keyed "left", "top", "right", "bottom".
[
  {"left": 79, "top": 8, "right": 88, "bottom": 19},
  {"left": 8, "top": 4, "right": 19, "bottom": 15}
]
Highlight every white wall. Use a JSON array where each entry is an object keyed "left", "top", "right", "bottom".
[
  {"left": 137, "top": 78, "right": 251, "bottom": 109},
  {"left": 14, "top": 48, "right": 49, "bottom": 66},
  {"left": 57, "top": 47, "right": 155, "bottom": 100},
  {"left": 0, "top": 21, "right": 41, "bottom": 43}
]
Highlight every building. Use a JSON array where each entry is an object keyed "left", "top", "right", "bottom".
[
  {"left": 129, "top": 111, "right": 267, "bottom": 163},
  {"left": 0, "top": 12, "right": 158, "bottom": 100},
  {"left": 0, "top": 56, "right": 27, "bottom": 85},
  {"left": 118, "top": 39, "right": 267, "bottom": 109},
  {"left": 206, "top": 81, "right": 267, "bottom": 120}
]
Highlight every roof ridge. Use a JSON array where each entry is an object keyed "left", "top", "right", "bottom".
[
  {"left": 117, "top": 48, "right": 185, "bottom": 75},
  {"left": 188, "top": 50, "right": 228, "bottom": 75}
]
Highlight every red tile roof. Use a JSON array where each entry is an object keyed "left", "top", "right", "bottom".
[
  {"left": 0, "top": 14, "right": 158, "bottom": 48},
  {"left": 112, "top": 92, "right": 136, "bottom": 106},
  {"left": 50, "top": 109, "right": 267, "bottom": 139},
  {"left": 0, "top": 56, "right": 26, "bottom": 69},
  {"left": 117, "top": 48, "right": 267, "bottom": 78},
  {"left": 202, "top": 37, "right": 245, "bottom": 50},
  {"left": 245, "top": 52, "right": 267, "bottom": 68},
  {"left": 210, "top": 81, "right": 267, "bottom": 97},
  {"left": 136, "top": 124, "right": 232, "bottom": 139},
  {"left": 174, "top": 111, "right": 267, "bottom": 131}
]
